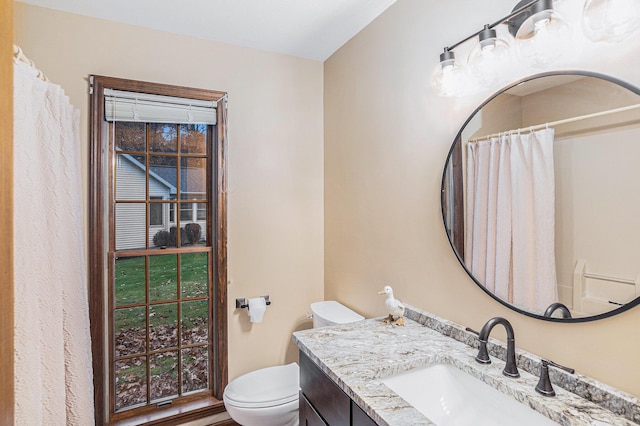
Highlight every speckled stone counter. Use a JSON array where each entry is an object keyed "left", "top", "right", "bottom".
[{"left": 292, "top": 305, "right": 640, "bottom": 425}]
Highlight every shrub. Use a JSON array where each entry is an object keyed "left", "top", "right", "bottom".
[
  {"left": 184, "top": 223, "right": 202, "bottom": 245},
  {"left": 153, "top": 225, "right": 199, "bottom": 248},
  {"left": 153, "top": 230, "right": 171, "bottom": 247},
  {"left": 169, "top": 226, "right": 189, "bottom": 246}
]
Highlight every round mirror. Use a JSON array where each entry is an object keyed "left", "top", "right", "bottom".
[{"left": 442, "top": 71, "right": 640, "bottom": 322}]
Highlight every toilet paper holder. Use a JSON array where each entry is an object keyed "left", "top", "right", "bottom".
[{"left": 236, "top": 295, "right": 271, "bottom": 309}]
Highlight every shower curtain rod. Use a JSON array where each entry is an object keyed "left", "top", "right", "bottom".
[
  {"left": 468, "top": 102, "right": 640, "bottom": 142},
  {"left": 13, "top": 44, "right": 49, "bottom": 82}
]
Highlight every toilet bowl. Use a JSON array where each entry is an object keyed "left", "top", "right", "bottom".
[
  {"left": 223, "top": 363, "right": 299, "bottom": 426},
  {"left": 223, "top": 301, "right": 363, "bottom": 426}
]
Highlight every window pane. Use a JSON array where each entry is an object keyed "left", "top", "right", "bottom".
[
  {"left": 116, "top": 154, "right": 146, "bottom": 200},
  {"left": 180, "top": 124, "right": 207, "bottom": 155},
  {"left": 149, "top": 303, "right": 178, "bottom": 351},
  {"left": 115, "top": 203, "right": 146, "bottom": 250},
  {"left": 115, "top": 357, "right": 147, "bottom": 411},
  {"left": 150, "top": 351, "right": 178, "bottom": 401},
  {"left": 181, "top": 300, "right": 208, "bottom": 346},
  {"left": 149, "top": 199, "right": 164, "bottom": 227},
  {"left": 181, "top": 253, "right": 208, "bottom": 298},
  {"left": 196, "top": 203, "right": 206, "bottom": 221},
  {"left": 149, "top": 156, "right": 177, "bottom": 193},
  {"left": 180, "top": 203, "right": 193, "bottom": 222},
  {"left": 115, "top": 122, "right": 146, "bottom": 152},
  {"left": 180, "top": 158, "right": 207, "bottom": 200},
  {"left": 115, "top": 256, "right": 146, "bottom": 306},
  {"left": 182, "top": 346, "right": 209, "bottom": 393},
  {"left": 150, "top": 123, "right": 177, "bottom": 153},
  {"left": 114, "top": 307, "right": 146, "bottom": 358},
  {"left": 149, "top": 255, "right": 177, "bottom": 302}
]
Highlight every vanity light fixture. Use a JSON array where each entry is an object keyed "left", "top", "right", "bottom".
[
  {"left": 431, "top": 0, "right": 637, "bottom": 97},
  {"left": 431, "top": 0, "right": 548, "bottom": 97},
  {"left": 582, "top": 0, "right": 640, "bottom": 43}
]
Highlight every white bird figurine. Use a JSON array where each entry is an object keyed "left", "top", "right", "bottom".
[{"left": 378, "top": 285, "right": 405, "bottom": 326}]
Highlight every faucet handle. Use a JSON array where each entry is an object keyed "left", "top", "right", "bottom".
[
  {"left": 465, "top": 327, "right": 491, "bottom": 364},
  {"left": 535, "top": 359, "right": 575, "bottom": 397}
]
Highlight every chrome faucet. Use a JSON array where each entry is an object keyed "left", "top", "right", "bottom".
[
  {"left": 543, "top": 302, "right": 572, "bottom": 319},
  {"left": 475, "top": 317, "right": 520, "bottom": 378}
]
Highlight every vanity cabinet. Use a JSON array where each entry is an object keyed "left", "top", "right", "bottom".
[{"left": 300, "top": 351, "right": 377, "bottom": 426}]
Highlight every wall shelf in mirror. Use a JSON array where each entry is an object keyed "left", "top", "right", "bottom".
[{"left": 441, "top": 70, "right": 640, "bottom": 322}]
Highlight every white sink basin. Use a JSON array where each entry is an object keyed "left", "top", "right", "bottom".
[{"left": 382, "top": 363, "right": 558, "bottom": 426}]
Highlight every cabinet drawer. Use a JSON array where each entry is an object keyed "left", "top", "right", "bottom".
[{"left": 300, "top": 351, "right": 350, "bottom": 426}]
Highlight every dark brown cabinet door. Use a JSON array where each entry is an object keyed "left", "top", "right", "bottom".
[
  {"left": 300, "top": 392, "right": 327, "bottom": 426},
  {"left": 300, "top": 352, "right": 350, "bottom": 426},
  {"left": 352, "top": 401, "right": 377, "bottom": 426}
]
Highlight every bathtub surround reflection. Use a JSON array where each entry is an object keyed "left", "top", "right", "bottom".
[{"left": 442, "top": 71, "right": 640, "bottom": 321}]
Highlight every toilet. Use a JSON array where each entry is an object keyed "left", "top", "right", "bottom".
[{"left": 223, "top": 301, "right": 364, "bottom": 426}]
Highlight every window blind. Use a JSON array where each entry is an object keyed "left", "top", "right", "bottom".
[{"left": 104, "top": 88, "right": 217, "bottom": 124}]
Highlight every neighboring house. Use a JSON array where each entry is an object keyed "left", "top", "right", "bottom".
[{"left": 115, "top": 153, "right": 206, "bottom": 250}]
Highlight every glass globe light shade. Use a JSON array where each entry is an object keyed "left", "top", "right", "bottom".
[
  {"left": 515, "top": 1, "right": 572, "bottom": 68},
  {"left": 583, "top": 0, "right": 640, "bottom": 43},
  {"left": 431, "top": 50, "right": 466, "bottom": 97},
  {"left": 468, "top": 26, "right": 512, "bottom": 88}
]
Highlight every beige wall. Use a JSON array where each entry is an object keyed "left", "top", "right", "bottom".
[
  {"left": 325, "top": 0, "right": 640, "bottom": 398},
  {"left": 14, "top": 2, "right": 324, "bottom": 382}
]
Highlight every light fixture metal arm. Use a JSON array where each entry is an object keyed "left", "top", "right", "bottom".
[{"left": 445, "top": 0, "right": 540, "bottom": 51}]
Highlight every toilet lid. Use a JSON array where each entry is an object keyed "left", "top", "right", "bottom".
[
  {"left": 223, "top": 362, "right": 299, "bottom": 409},
  {"left": 311, "top": 301, "right": 364, "bottom": 324}
]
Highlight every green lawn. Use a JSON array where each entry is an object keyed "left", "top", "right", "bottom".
[{"left": 114, "top": 252, "right": 209, "bottom": 330}]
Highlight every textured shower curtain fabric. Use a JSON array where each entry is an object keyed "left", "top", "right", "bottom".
[
  {"left": 465, "top": 129, "right": 557, "bottom": 313},
  {"left": 13, "top": 60, "right": 95, "bottom": 424}
]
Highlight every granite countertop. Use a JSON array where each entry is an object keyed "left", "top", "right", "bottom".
[{"left": 292, "top": 305, "right": 640, "bottom": 426}]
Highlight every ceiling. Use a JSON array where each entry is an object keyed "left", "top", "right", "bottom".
[{"left": 16, "top": 0, "right": 397, "bottom": 61}]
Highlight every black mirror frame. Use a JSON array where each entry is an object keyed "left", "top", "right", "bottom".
[{"left": 441, "top": 70, "right": 640, "bottom": 323}]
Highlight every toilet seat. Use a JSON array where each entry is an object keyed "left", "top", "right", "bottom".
[{"left": 223, "top": 362, "right": 299, "bottom": 409}]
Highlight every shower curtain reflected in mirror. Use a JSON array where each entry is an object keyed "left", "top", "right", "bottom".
[{"left": 465, "top": 128, "right": 558, "bottom": 312}]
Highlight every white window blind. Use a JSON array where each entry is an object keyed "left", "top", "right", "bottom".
[{"left": 104, "top": 88, "right": 217, "bottom": 124}]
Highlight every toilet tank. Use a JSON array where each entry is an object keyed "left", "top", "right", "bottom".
[{"left": 310, "top": 301, "right": 364, "bottom": 328}]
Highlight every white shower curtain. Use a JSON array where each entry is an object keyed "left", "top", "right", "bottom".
[
  {"left": 13, "top": 60, "right": 95, "bottom": 424},
  {"left": 465, "top": 129, "right": 557, "bottom": 312}
]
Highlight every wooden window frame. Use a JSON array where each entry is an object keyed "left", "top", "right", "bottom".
[{"left": 89, "top": 75, "right": 228, "bottom": 425}]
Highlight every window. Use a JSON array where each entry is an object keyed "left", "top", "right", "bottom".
[
  {"left": 180, "top": 203, "right": 194, "bottom": 222},
  {"left": 149, "top": 197, "right": 164, "bottom": 226},
  {"left": 89, "top": 76, "right": 228, "bottom": 424},
  {"left": 197, "top": 203, "right": 207, "bottom": 221}
]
